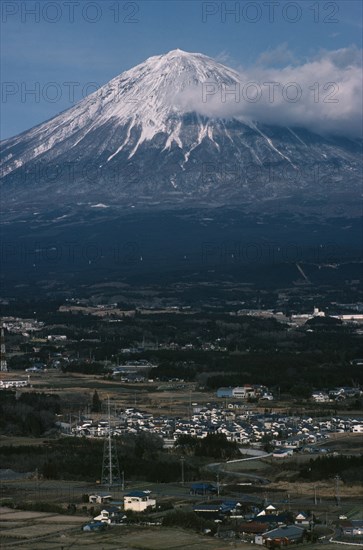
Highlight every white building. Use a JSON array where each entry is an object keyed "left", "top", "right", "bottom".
[
  {"left": 89, "top": 493, "right": 112, "bottom": 504},
  {"left": 0, "top": 378, "right": 30, "bottom": 389},
  {"left": 232, "top": 386, "right": 256, "bottom": 399},
  {"left": 352, "top": 424, "right": 363, "bottom": 433},
  {"left": 93, "top": 506, "right": 125, "bottom": 524},
  {"left": 313, "top": 307, "right": 325, "bottom": 317},
  {"left": 124, "top": 491, "right": 156, "bottom": 512},
  {"left": 312, "top": 392, "right": 330, "bottom": 402}
]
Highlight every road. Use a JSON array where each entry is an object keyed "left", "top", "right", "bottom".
[{"left": 203, "top": 447, "right": 271, "bottom": 483}]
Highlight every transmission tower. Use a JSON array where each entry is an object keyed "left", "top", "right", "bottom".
[
  {"left": 1, "top": 323, "right": 8, "bottom": 372},
  {"left": 101, "top": 397, "right": 121, "bottom": 488}
]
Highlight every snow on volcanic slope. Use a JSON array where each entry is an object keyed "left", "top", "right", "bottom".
[
  {"left": 1, "top": 49, "right": 240, "bottom": 176},
  {"left": 0, "top": 49, "right": 361, "bottom": 209}
]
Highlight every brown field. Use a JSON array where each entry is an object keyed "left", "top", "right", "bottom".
[
  {"left": 268, "top": 480, "right": 363, "bottom": 499},
  {"left": 15, "top": 370, "right": 219, "bottom": 417},
  {"left": 1, "top": 514, "right": 357, "bottom": 550},
  {"left": 0, "top": 507, "right": 85, "bottom": 547},
  {"left": 0, "top": 435, "right": 53, "bottom": 447},
  {"left": 6, "top": 369, "right": 362, "bottom": 419},
  {"left": 0, "top": 516, "right": 253, "bottom": 549}
]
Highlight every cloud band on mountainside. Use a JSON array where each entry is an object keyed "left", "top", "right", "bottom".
[{"left": 176, "top": 47, "right": 362, "bottom": 138}]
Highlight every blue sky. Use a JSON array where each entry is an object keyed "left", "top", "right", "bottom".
[{"left": 1, "top": 0, "right": 362, "bottom": 139}]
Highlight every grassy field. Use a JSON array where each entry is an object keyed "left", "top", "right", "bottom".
[{"left": 222, "top": 458, "right": 271, "bottom": 472}]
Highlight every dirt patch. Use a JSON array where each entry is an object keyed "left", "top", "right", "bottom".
[
  {"left": 118, "top": 527, "right": 237, "bottom": 549},
  {"left": 41, "top": 514, "right": 86, "bottom": 524},
  {"left": 1, "top": 523, "right": 255, "bottom": 549},
  {"left": 0, "top": 509, "right": 54, "bottom": 520},
  {"left": 0, "top": 506, "right": 86, "bottom": 547},
  {"left": 268, "top": 480, "right": 363, "bottom": 499},
  {"left": 3, "top": 522, "right": 80, "bottom": 539}
]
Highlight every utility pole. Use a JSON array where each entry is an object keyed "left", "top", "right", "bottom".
[
  {"left": 314, "top": 485, "right": 317, "bottom": 506},
  {"left": 180, "top": 456, "right": 185, "bottom": 486},
  {"left": 335, "top": 475, "right": 341, "bottom": 506},
  {"left": 217, "top": 473, "right": 220, "bottom": 497}
]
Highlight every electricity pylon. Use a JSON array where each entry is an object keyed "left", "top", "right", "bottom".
[
  {"left": 1, "top": 323, "right": 8, "bottom": 372},
  {"left": 101, "top": 397, "right": 121, "bottom": 488}
]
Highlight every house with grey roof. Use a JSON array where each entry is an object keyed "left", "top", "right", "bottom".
[{"left": 255, "top": 524, "right": 305, "bottom": 545}]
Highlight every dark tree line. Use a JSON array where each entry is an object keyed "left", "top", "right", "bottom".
[
  {"left": 300, "top": 455, "right": 363, "bottom": 483},
  {"left": 0, "top": 391, "right": 60, "bottom": 437},
  {"left": 0, "top": 434, "right": 200, "bottom": 483},
  {"left": 175, "top": 433, "right": 240, "bottom": 459}
]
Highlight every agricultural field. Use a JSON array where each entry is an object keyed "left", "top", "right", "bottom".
[
  {"left": 0, "top": 514, "right": 346, "bottom": 550},
  {"left": 1, "top": 511, "right": 357, "bottom": 550}
]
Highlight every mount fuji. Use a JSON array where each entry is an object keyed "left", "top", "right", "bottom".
[{"left": 1, "top": 49, "right": 362, "bottom": 214}]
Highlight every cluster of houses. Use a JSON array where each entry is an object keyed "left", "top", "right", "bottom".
[
  {"left": 312, "top": 386, "right": 362, "bottom": 403},
  {"left": 217, "top": 385, "right": 274, "bottom": 401},
  {"left": 0, "top": 377, "right": 30, "bottom": 389},
  {"left": 67, "top": 406, "right": 363, "bottom": 452},
  {"left": 83, "top": 494, "right": 315, "bottom": 545},
  {"left": 82, "top": 489, "right": 363, "bottom": 545},
  {"left": 83, "top": 490, "right": 157, "bottom": 531},
  {"left": 111, "top": 360, "right": 158, "bottom": 377},
  {"left": 216, "top": 384, "right": 362, "bottom": 405},
  {"left": 2, "top": 316, "right": 44, "bottom": 335},
  {"left": 339, "top": 520, "right": 363, "bottom": 538}
]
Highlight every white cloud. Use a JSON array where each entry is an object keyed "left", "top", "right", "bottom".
[
  {"left": 176, "top": 47, "right": 363, "bottom": 138},
  {"left": 256, "top": 43, "right": 298, "bottom": 67},
  {"left": 215, "top": 50, "right": 234, "bottom": 65}
]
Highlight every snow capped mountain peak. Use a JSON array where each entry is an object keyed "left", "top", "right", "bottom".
[
  {"left": 163, "top": 48, "right": 192, "bottom": 56},
  {"left": 107, "top": 48, "right": 239, "bottom": 116},
  {"left": 1, "top": 49, "right": 241, "bottom": 173},
  {"left": 150, "top": 48, "right": 199, "bottom": 61},
  {"left": 139, "top": 47, "right": 224, "bottom": 68},
  {"left": 1, "top": 49, "right": 361, "bottom": 211}
]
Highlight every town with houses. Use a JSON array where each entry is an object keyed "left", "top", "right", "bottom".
[
  {"left": 0, "top": 299, "right": 362, "bottom": 548},
  {"left": 2, "top": 2, "right": 363, "bottom": 547},
  {"left": 79, "top": 494, "right": 363, "bottom": 545},
  {"left": 66, "top": 396, "right": 363, "bottom": 447}
]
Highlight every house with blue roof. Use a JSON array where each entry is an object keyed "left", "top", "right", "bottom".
[
  {"left": 82, "top": 521, "right": 107, "bottom": 532},
  {"left": 193, "top": 499, "right": 242, "bottom": 520},
  {"left": 190, "top": 482, "right": 217, "bottom": 495}
]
